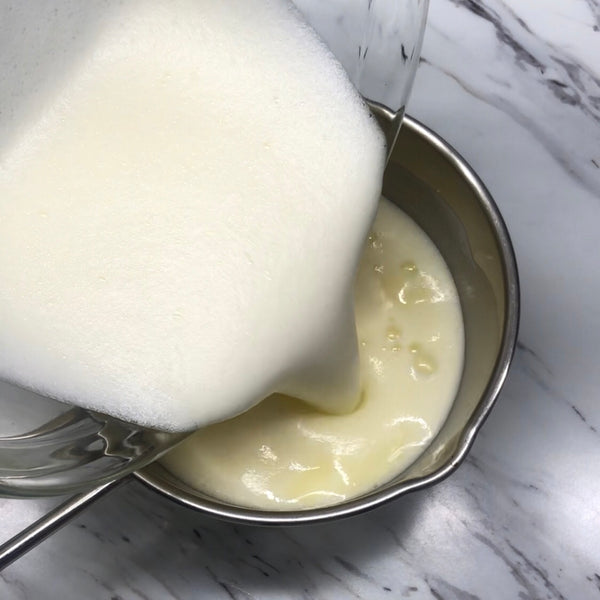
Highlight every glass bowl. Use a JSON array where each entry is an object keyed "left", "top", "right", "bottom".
[{"left": 0, "top": 0, "right": 430, "bottom": 497}]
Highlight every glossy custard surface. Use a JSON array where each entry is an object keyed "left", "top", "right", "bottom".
[{"left": 163, "top": 198, "right": 464, "bottom": 509}]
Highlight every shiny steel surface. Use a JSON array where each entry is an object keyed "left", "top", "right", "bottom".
[{"left": 135, "top": 116, "right": 520, "bottom": 525}]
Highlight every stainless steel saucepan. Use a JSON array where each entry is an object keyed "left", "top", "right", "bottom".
[{"left": 0, "top": 117, "right": 519, "bottom": 567}]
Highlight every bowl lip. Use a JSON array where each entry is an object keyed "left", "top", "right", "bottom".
[{"left": 134, "top": 115, "right": 521, "bottom": 526}]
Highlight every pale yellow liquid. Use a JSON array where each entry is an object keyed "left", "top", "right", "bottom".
[{"left": 163, "top": 198, "right": 464, "bottom": 509}]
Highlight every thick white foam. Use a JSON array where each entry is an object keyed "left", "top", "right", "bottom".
[{"left": 0, "top": 0, "right": 385, "bottom": 431}]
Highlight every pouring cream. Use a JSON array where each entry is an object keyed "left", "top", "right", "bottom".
[{"left": 0, "top": 0, "right": 385, "bottom": 431}]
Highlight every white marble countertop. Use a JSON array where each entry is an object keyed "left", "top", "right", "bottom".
[{"left": 2, "top": 1, "right": 600, "bottom": 598}]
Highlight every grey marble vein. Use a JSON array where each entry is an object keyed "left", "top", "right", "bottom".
[{"left": 424, "top": 0, "right": 600, "bottom": 196}]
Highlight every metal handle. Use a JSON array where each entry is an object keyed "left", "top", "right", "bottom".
[{"left": 0, "top": 477, "right": 127, "bottom": 571}]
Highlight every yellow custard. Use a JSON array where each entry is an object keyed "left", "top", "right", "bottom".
[{"left": 162, "top": 198, "right": 464, "bottom": 509}]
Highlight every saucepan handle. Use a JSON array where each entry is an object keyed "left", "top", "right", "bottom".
[{"left": 0, "top": 478, "right": 127, "bottom": 571}]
